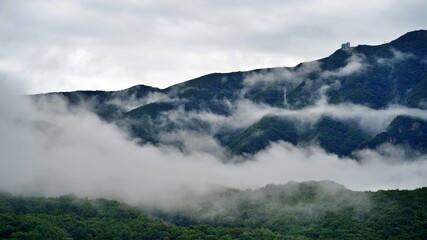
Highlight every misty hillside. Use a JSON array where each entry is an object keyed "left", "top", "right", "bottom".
[
  {"left": 4, "top": 1, "right": 427, "bottom": 239},
  {"left": 33, "top": 30, "right": 427, "bottom": 158},
  {"left": 1, "top": 181, "right": 426, "bottom": 239}
]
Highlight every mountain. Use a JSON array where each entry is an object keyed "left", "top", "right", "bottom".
[
  {"left": 33, "top": 30, "right": 427, "bottom": 158},
  {"left": 361, "top": 115, "right": 427, "bottom": 154},
  {"left": 33, "top": 85, "right": 162, "bottom": 121},
  {"left": 228, "top": 115, "right": 369, "bottom": 157}
]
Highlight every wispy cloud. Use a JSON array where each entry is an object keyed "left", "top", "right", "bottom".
[
  {"left": 322, "top": 53, "right": 367, "bottom": 78},
  {"left": 0, "top": 83, "right": 426, "bottom": 210},
  {"left": 377, "top": 48, "right": 416, "bottom": 65}
]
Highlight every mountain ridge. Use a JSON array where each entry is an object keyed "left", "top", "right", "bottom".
[
  {"left": 33, "top": 30, "right": 427, "bottom": 98},
  {"left": 32, "top": 30, "right": 427, "bottom": 158}
]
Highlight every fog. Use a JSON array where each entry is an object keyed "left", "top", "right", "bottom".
[
  {"left": 322, "top": 52, "right": 367, "bottom": 77},
  {"left": 163, "top": 88, "right": 427, "bottom": 141},
  {"left": 0, "top": 82, "right": 426, "bottom": 209}
]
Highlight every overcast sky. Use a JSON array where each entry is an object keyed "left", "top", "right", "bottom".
[{"left": 1, "top": 0, "right": 426, "bottom": 94}]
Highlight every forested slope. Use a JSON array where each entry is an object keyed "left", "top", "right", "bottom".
[{"left": 1, "top": 181, "right": 426, "bottom": 239}]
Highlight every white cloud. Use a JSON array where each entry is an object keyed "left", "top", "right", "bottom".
[
  {"left": 169, "top": 95, "right": 427, "bottom": 139},
  {"left": 1, "top": 1, "right": 427, "bottom": 210},
  {"left": 322, "top": 53, "right": 367, "bottom": 78},
  {"left": 377, "top": 48, "right": 416, "bottom": 65},
  {"left": 243, "top": 61, "right": 321, "bottom": 87},
  {"left": 1, "top": 83, "right": 426, "bottom": 210},
  {"left": 109, "top": 91, "right": 172, "bottom": 112}
]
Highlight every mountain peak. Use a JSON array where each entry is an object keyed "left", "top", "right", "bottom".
[
  {"left": 387, "top": 29, "right": 427, "bottom": 55},
  {"left": 398, "top": 29, "right": 427, "bottom": 40},
  {"left": 391, "top": 29, "right": 427, "bottom": 45}
]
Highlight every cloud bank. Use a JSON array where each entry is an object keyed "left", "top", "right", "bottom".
[{"left": 0, "top": 82, "right": 426, "bottom": 210}]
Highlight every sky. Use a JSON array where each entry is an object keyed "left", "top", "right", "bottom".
[{"left": 1, "top": 0, "right": 426, "bottom": 94}]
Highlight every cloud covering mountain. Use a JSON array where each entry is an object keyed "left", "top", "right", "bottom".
[{"left": 1, "top": 30, "right": 427, "bottom": 209}]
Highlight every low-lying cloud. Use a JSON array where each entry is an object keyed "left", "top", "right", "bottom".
[
  {"left": 243, "top": 61, "right": 321, "bottom": 87},
  {"left": 322, "top": 52, "right": 367, "bottom": 77},
  {"left": 109, "top": 91, "right": 172, "bottom": 112},
  {"left": 377, "top": 48, "right": 416, "bottom": 65},
  {"left": 0, "top": 82, "right": 426, "bottom": 210},
  {"left": 168, "top": 95, "right": 427, "bottom": 139}
]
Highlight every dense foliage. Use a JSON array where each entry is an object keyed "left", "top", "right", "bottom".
[
  {"left": 228, "top": 116, "right": 369, "bottom": 156},
  {"left": 1, "top": 181, "right": 426, "bottom": 239},
  {"left": 228, "top": 115, "right": 299, "bottom": 155},
  {"left": 154, "top": 181, "right": 427, "bottom": 239},
  {"left": 0, "top": 193, "right": 280, "bottom": 240}
]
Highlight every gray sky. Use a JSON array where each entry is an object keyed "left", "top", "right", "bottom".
[{"left": 1, "top": 0, "right": 426, "bottom": 94}]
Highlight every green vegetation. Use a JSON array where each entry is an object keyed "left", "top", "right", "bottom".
[
  {"left": 228, "top": 115, "right": 298, "bottom": 155},
  {"left": 126, "top": 102, "right": 177, "bottom": 120},
  {"left": 406, "top": 78, "right": 427, "bottom": 108},
  {"left": 362, "top": 115, "right": 427, "bottom": 152},
  {"left": 228, "top": 116, "right": 369, "bottom": 157},
  {"left": 155, "top": 181, "right": 427, "bottom": 240},
  {"left": 0, "top": 193, "right": 280, "bottom": 240},
  {"left": 314, "top": 117, "right": 369, "bottom": 156},
  {"left": 1, "top": 181, "right": 426, "bottom": 239}
]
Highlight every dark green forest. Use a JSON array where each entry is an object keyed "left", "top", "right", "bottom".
[{"left": 1, "top": 181, "right": 426, "bottom": 239}]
